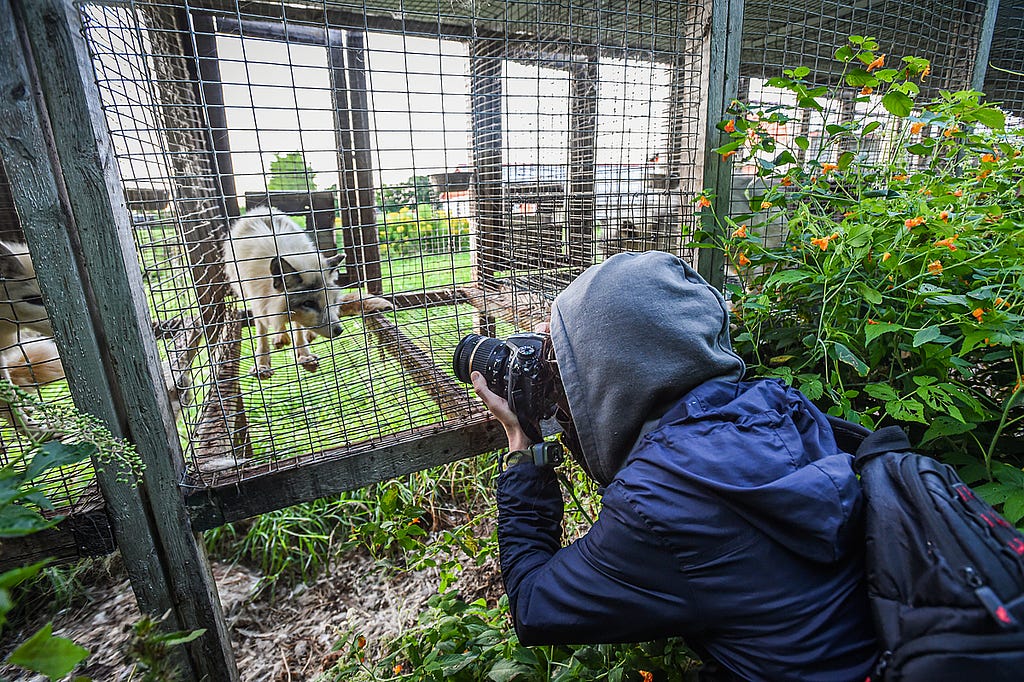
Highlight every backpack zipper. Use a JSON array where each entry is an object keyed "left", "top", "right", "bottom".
[{"left": 964, "top": 566, "right": 1019, "bottom": 629}]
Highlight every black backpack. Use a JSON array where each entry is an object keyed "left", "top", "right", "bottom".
[{"left": 828, "top": 418, "right": 1024, "bottom": 681}]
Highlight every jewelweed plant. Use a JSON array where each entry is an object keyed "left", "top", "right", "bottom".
[{"left": 695, "top": 35, "right": 1024, "bottom": 520}]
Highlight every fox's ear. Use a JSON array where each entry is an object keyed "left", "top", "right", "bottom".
[
  {"left": 270, "top": 256, "right": 302, "bottom": 291},
  {"left": 0, "top": 243, "right": 26, "bottom": 279},
  {"left": 325, "top": 253, "right": 344, "bottom": 271}
]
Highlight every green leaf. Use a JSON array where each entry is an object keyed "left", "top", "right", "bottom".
[
  {"left": 845, "top": 69, "right": 876, "bottom": 87},
  {"left": 795, "top": 136, "right": 810, "bottom": 151},
  {"left": 765, "top": 270, "right": 810, "bottom": 285},
  {"left": 973, "top": 107, "right": 1005, "bottom": 130},
  {"left": 5, "top": 622, "right": 89, "bottom": 679},
  {"left": 1001, "top": 493, "right": 1024, "bottom": 526},
  {"left": 865, "top": 322, "right": 901, "bottom": 344},
  {"left": 920, "top": 416, "right": 975, "bottom": 445},
  {"left": 886, "top": 398, "right": 927, "bottom": 424},
  {"left": 0, "top": 504, "right": 56, "bottom": 538},
  {"left": 489, "top": 658, "right": 530, "bottom": 682},
  {"left": 25, "top": 442, "right": 94, "bottom": 482},
  {"left": 864, "top": 383, "right": 899, "bottom": 401},
  {"left": 792, "top": 66, "right": 810, "bottom": 79},
  {"left": 855, "top": 282, "right": 883, "bottom": 304},
  {"left": 0, "top": 560, "right": 50, "bottom": 590},
  {"left": 862, "top": 121, "right": 882, "bottom": 136},
  {"left": 838, "top": 151, "right": 855, "bottom": 171},
  {"left": 830, "top": 342, "right": 869, "bottom": 376},
  {"left": 882, "top": 91, "right": 914, "bottom": 117},
  {"left": 913, "top": 326, "right": 943, "bottom": 347}
]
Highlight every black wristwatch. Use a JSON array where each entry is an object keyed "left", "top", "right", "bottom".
[{"left": 500, "top": 441, "right": 564, "bottom": 472}]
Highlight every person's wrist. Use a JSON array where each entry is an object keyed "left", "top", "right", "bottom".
[{"left": 506, "top": 429, "right": 531, "bottom": 452}]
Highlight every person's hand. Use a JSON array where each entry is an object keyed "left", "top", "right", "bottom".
[{"left": 471, "top": 371, "right": 532, "bottom": 451}]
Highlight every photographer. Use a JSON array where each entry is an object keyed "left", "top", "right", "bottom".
[{"left": 468, "top": 252, "right": 878, "bottom": 681}]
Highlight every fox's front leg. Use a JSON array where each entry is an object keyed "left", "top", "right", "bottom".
[
  {"left": 292, "top": 328, "right": 319, "bottom": 372},
  {"left": 252, "top": 315, "right": 287, "bottom": 378}
]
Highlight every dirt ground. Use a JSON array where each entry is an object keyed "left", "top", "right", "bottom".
[{"left": 0, "top": 548, "right": 504, "bottom": 682}]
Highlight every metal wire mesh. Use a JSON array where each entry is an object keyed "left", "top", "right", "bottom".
[
  {"left": 727, "top": 0, "right": 997, "bottom": 261},
  {"left": 986, "top": 0, "right": 1024, "bottom": 121},
  {"left": 58, "top": 0, "right": 710, "bottom": 498}
]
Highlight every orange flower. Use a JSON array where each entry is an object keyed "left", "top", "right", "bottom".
[
  {"left": 892, "top": 174, "right": 908, "bottom": 181},
  {"left": 1015, "top": 376, "right": 1023, "bottom": 393},
  {"left": 927, "top": 260, "right": 943, "bottom": 275},
  {"left": 781, "top": 176, "right": 793, "bottom": 187},
  {"left": 357, "top": 636, "right": 366, "bottom": 648},
  {"left": 697, "top": 195, "right": 712, "bottom": 208},
  {"left": 953, "top": 189, "right": 963, "bottom": 197},
  {"left": 843, "top": 211, "right": 855, "bottom": 218},
  {"left": 822, "top": 163, "right": 838, "bottom": 174},
  {"left": 811, "top": 233, "right": 839, "bottom": 251},
  {"left": 721, "top": 150, "right": 737, "bottom": 161},
  {"left": 731, "top": 224, "right": 748, "bottom": 239},
  {"left": 393, "top": 663, "right": 404, "bottom": 674},
  {"left": 867, "top": 319, "right": 879, "bottom": 325},
  {"left": 882, "top": 251, "right": 892, "bottom": 262},
  {"left": 866, "top": 54, "right": 886, "bottom": 72},
  {"left": 724, "top": 120, "right": 736, "bottom": 133},
  {"left": 939, "top": 210, "right": 950, "bottom": 221},
  {"left": 972, "top": 308, "right": 985, "bottom": 322},
  {"left": 904, "top": 216, "right": 925, "bottom": 229},
  {"left": 640, "top": 672, "right": 654, "bottom": 682},
  {"left": 995, "top": 297, "right": 1007, "bottom": 307},
  {"left": 737, "top": 252, "right": 751, "bottom": 267},
  {"left": 920, "top": 64, "right": 930, "bottom": 80},
  {"left": 910, "top": 122, "right": 925, "bottom": 135},
  {"left": 981, "top": 153, "right": 997, "bottom": 163},
  {"left": 760, "top": 201, "right": 773, "bottom": 209},
  {"left": 943, "top": 126, "right": 960, "bottom": 138},
  {"left": 860, "top": 86, "right": 873, "bottom": 95},
  {"left": 933, "top": 235, "right": 958, "bottom": 250},
  {"left": 978, "top": 168, "right": 991, "bottom": 179}
]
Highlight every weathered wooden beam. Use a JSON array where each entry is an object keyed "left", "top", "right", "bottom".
[
  {"left": 9, "top": 2, "right": 238, "bottom": 679},
  {"left": 699, "top": 0, "right": 745, "bottom": 290},
  {"left": 186, "top": 419, "right": 505, "bottom": 530},
  {"left": 457, "top": 286, "right": 551, "bottom": 332},
  {"left": 345, "top": 31, "right": 385, "bottom": 295},
  {"left": 470, "top": 37, "right": 506, "bottom": 287},
  {"left": 0, "top": 508, "right": 114, "bottom": 571}
]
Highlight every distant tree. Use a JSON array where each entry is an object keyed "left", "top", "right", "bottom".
[
  {"left": 267, "top": 152, "right": 317, "bottom": 192},
  {"left": 376, "top": 175, "right": 436, "bottom": 212}
]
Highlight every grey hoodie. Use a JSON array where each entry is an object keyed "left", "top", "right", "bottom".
[{"left": 549, "top": 251, "right": 745, "bottom": 485}]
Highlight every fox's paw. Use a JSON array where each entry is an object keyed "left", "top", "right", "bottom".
[
  {"left": 298, "top": 353, "right": 319, "bottom": 372},
  {"left": 362, "top": 296, "right": 394, "bottom": 313},
  {"left": 273, "top": 334, "right": 291, "bottom": 350},
  {"left": 251, "top": 365, "right": 274, "bottom": 379}
]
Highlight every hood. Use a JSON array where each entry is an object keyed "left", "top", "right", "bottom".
[{"left": 550, "top": 251, "right": 745, "bottom": 485}]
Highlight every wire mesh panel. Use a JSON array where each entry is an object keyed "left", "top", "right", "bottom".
[
  {"left": 985, "top": 0, "right": 1024, "bottom": 121},
  {"left": 728, "top": 0, "right": 996, "bottom": 255},
  {"left": 60, "top": 0, "right": 710, "bottom": 500}
]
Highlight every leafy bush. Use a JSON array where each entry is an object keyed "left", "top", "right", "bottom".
[
  {"left": 324, "top": 591, "right": 700, "bottom": 682},
  {"left": 378, "top": 204, "right": 471, "bottom": 256},
  {"left": 695, "top": 36, "right": 1024, "bottom": 519}
]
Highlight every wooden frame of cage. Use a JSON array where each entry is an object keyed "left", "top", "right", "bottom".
[{"left": 1, "top": 0, "right": 1008, "bottom": 679}]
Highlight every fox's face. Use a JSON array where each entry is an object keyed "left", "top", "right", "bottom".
[
  {"left": 0, "top": 242, "right": 54, "bottom": 340},
  {"left": 270, "top": 254, "right": 345, "bottom": 339}
]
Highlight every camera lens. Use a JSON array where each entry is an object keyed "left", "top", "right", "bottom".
[{"left": 453, "top": 334, "right": 509, "bottom": 389}]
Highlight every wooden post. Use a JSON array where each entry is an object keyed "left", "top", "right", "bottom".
[
  {"left": 3, "top": 2, "right": 238, "bottom": 679},
  {"left": 190, "top": 12, "right": 241, "bottom": 220},
  {"left": 699, "top": 0, "right": 745, "bottom": 290},
  {"left": 329, "top": 28, "right": 363, "bottom": 286},
  {"left": 345, "top": 31, "right": 384, "bottom": 296},
  {"left": 971, "top": 0, "right": 1001, "bottom": 92},
  {"left": 567, "top": 54, "right": 598, "bottom": 275}
]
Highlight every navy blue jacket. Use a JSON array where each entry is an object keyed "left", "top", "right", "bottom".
[{"left": 497, "top": 379, "right": 879, "bottom": 681}]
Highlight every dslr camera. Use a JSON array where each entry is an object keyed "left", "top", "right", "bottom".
[{"left": 453, "top": 332, "right": 559, "bottom": 443}]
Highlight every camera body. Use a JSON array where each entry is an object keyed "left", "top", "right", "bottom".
[{"left": 453, "top": 332, "right": 558, "bottom": 442}]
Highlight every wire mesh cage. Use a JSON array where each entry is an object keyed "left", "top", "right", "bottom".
[
  {"left": 0, "top": 0, "right": 708, "bottom": 521},
  {"left": 986, "top": 0, "right": 1024, "bottom": 121},
  {"left": 727, "top": 0, "right": 1000, "bottom": 253}
]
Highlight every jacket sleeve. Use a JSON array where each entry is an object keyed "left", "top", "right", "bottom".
[{"left": 496, "top": 463, "right": 698, "bottom": 646}]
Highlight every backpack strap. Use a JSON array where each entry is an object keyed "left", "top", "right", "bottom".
[
  {"left": 825, "top": 415, "right": 872, "bottom": 454},
  {"left": 853, "top": 426, "right": 912, "bottom": 472}
]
